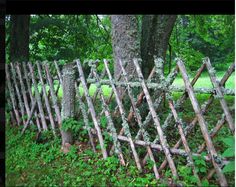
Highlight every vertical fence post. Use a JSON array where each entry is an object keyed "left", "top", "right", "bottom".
[{"left": 61, "top": 63, "right": 75, "bottom": 146}]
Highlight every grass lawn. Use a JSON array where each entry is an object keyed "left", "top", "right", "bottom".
[
  {"left": 172, "top": 71, "right": 235, "bottom": 89},
  {"left": 36, "top": 71, "right": 234, "bottom": 99}
]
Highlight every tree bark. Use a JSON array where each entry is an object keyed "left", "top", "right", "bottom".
[
  {"left": 141, "top": 15, "right": 177, "bottom": 78},
  {"left": 10, "top": 15, "right": 30, "bottom": 62},
  {"left": 61, "top": 63, "right": 75, "bottom": 146},
  {"left": 111, "top": 15, "right": 140, "bottom": 98}
]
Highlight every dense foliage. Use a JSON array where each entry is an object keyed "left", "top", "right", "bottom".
[
  {"left": 169, "top": 15, "right": 235, "bottom": 71},
  {"left": 5, "top": 15, "right": 234, "bottom": 71}
]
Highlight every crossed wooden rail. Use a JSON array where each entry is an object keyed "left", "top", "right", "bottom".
[{"left": 6, "top": 57, "right": 234, "bottom": 186}]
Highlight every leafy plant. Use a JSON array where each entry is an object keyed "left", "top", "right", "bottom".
[
  {"left": 62, "top": 118, "right": 82, "bottom": 132},
  {"left": 193, "top": 152, "right": 207, "bottom": 174},
  {"left": 100, "top": 116, "right": 107, "bottom": 129},
  {"left": 222, "top": 136, "right": 235, "bottom": 173}
]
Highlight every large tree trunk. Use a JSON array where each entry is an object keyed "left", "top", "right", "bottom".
[
  {"left": 141, "top": 15, "right": 177, "bottom": 78},
  {"left": 10, "top": 15, "right": 30, "bottom": 62},
  {"left": 111, "top": 15, "right": 140, "bottom": 98}
]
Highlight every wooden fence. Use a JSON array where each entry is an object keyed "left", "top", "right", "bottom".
[{"left": 6, "top": 57, "right": 235, "bottom": 186}]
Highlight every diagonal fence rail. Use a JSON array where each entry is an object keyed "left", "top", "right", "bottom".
[{"left": 6, "top": 57, "right": 235, "bottom": 186}]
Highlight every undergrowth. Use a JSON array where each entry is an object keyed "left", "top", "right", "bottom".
[{"left": 6, "top": 94, "right": 235, "bottom": 186}]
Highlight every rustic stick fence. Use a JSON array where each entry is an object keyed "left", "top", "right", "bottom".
[{"left": 6, "top": 57, "right": 234, "bottom": 186}]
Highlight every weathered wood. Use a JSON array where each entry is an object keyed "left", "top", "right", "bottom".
[
  {"left": 7, "top": 57, "right": 234, "bottom": 185},
  {"left": 133, "top": 58, "right": 178, "bottom": 178},
  {"left": 204, "top": 57, "right": 234, "bottom": 133},
  {"left": 91, "top": 61, "right": 125, "bottom": 165},
  {"left": 28, "top": 62, "right": 48, "bottom": 130},
  {"left": 45, "top": 64, "right": 62, "bottom": 125},
  {"left": 220, "top": 62, "right": 235, "bottom": 87},
  {"left": 16, "top": 63, "right": 31, "bottom": 117},
  {"left": 61, "top": 63, "right": 75, "bottom": 145},
  {"left": 110, "top": 63, "right": 179, "bottom": 155},
  {"left": 36, "top": 61, "right": 56, "bottom": 136},
  {"left": 21, "top": 100, "right": 37, "bottom": 134},
  {"left": 152, "top": 62, "right": 211, "bottom": 170},
  {"left": 103, "top": 59, "right": 142, "bottom": 171},
  {"left": 177, "top": 58, "right": 227, "bottom": 187},
  {"left": 168, "top": 99, "right": 201, "bottom": 186},
  {"left": 10, "top": 63, "right": 26, "bottom": 125},
  {"left": 197, "top": 114, "right": 226, "bottom": 154},
  {"left": 135, "top": 65, "right": 179, "bottom": 140},
  {"left": 6, "top": 64, "right": 21, "bottom": 126},
  {"left": 173, "top": 86, "right": 233, "bottom": 95},
  {"left": 84, "top": 78, "right": 234, "bottom": 95},
  {"left": 196, "top": 114, "right": 228, "bottom": 181},
  {"left": 54, "top": 61, "right": 63, "bottom": 85},
  {"left": 52, "top": 61, "right": 62, "bottom": 98},
  {"left": 22, "top": 62, "right": 41, "bottom": 131},
  {"left": 119, "top": 59, "right": 160, "bottom": 179},
  {"left": 88, "top": 126, "right": 229, "bottom": 164},
  {"left": 107, "top": 134, "right": 215, "bottom": 163},
  {"left": 76, "top": 81, "right": 96, "bottom": 153},
  {"left": 206, "top": 168, "right": 216, "bottom": 180},
  {"left": 76, "top": 59, "right": 108, "bottom": 159},
  {"left": 158, "top": 61, "right": 234, "bottom": 173},
  {"left": 105, "top": 62, "right": 131, "bottom": 104}
]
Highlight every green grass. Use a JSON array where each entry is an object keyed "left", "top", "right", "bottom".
[
  {"left": 173, "top": 71, "right": 235, "bottom": 89},
  {"left": 34, "top": 71, "right": 234, "bottom": 99}
]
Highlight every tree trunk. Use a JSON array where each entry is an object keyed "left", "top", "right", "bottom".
[
  {"left": 141, "top": 15, "right": 177, "bottom": 78},
  {"left": 61, "top": 63, "right": 75, "bottom": 148},
  {"left": 111, "top": 15, "right": 140, "bottom": 98},
  {"left": 10, "top": 15, "right": 30, "bottom": 62}
]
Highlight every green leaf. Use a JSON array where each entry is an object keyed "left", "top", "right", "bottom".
[
  {"left": 200, "top": 167, "right": 206, "bottom": 173},
  {"left": 222, "top": 148, "right": 235, "bottom": 157},
  {"left": 222, "top": 137, "right": 235, "bottom": 147},
  {"left": 202, "top": 179, "right": 209, "bottom": 186},
  {"left": 223, "top": 161, "right": 235, "bottom": 173}
]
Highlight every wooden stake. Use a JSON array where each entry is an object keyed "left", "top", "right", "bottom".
[
  {"left": 22, "top": 62, "right": 41, "bottom": 132},
  {"left": 76, "top": 59, "right": 108, "bottom": 159},
  {"left": 44, "top": 64, "right": 62, "bottom": 126},
  {"left": 103, "top": 59, "right": 142, "bottom": 171},
  {"left": 91, "top": 61, "right": 126, "bottom": 165},
  {"left": 157, "top": 61, "right": 234, "bottom": 172},
  {"left": 10, "top": 63, "right": 26, "bottom": 125},
  {"left": 119, "top": 59, "right": 160, "bottom": 179},
  {"left": 28, "top": 62, "right": 48, "bottom": 130},
  {"left": 133, "top": 58, "right": 178, "bottom": 178},
  {"left": 168, "top": 99, "right": 201, "bottom": 186},
  {"left": 6, "top": 64, "right": 21, "bottom": 126},
  {"left": 21, "top": 100, "right": 37, "bottom": 134},
  {"left": 177, "top": 58, "right": 227, "bottom": 187},
  {"left": 204, "top": 57, "right": 234, "bottom": 133},
  {"left": 36, "top": 61, "right": 56, "bottom": 135},
  {"left": 76, "top": 81, "right": 96, "bottom": 153}
]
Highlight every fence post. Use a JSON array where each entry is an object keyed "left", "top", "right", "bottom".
[{"left": 61, "top": 63, "right": 75, "bottom": 147}]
